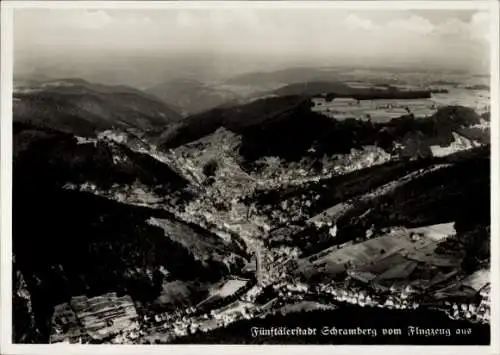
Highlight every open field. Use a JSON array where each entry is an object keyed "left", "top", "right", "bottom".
[
  {"left": 312, "top": 97, "right": 436, "bottom": 122},
  {"left": 403, "top": 242, "right": 461, "bottom": 268},
  {"left": 311, "top": 88, "right": 489, "bottom": 122},
  {"left": 432, "top": 88, "right": 490, "bottom": 114},
  {"left": 307, "top": 232, "right": 417, "bottom": 268},
  {"left": 67, "top": 293, "right": 139, "bottom": 341},
  {"left": 210, "top": 279, "right": 249, "bottom": 298},
  {"left": 299, "top": 223, "right": 463, "bottom": 283},
  {"left": 407, "top": 223, "right": 455, "bottom": 241},
  {"left": 354, "top": 252, "right": 419, "bottom": 282},
  {"left": 461, "top": 269, "right": 490, "bottom": 292}
]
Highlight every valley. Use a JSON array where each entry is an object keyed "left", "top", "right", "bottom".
[{"left": 11, "top": 69, "right": 491, "bottom": 345}]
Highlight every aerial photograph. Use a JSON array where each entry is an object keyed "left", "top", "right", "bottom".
[{"left": 7, "top": 3, "right": 493, "bottom": 346}]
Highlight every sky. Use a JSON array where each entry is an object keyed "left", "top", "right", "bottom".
[{"left": 13, "top": 7, "right": 492, "bottom": 85}]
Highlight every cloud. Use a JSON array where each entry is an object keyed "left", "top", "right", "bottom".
[
  {"left": 386, "top": 15, "right": 434, "bottom": 35},
  {"left": 434, "top": 11, "right": 490, "bottom": 44},
  {"left": 344, "top": 13, "right": 379, "bottom": 31},
  {"left": 469, "top": 11, "right": 490, "bottom": 42},
  {"left": 344, "top": 13, "right": 435, "bottom": 35},
  {"left": 30, "top": 9, "right": 114, "bottom": 30},
  {"left": 13, "top": 8, "right": 491, "bottom": 72}
]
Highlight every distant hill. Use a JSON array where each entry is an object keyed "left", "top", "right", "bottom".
[
  {"left": 272, "top": 81, "right": 351, "bottom": 96},
  {"left": 13, "top": 78, "right": 183, "bottom": 137},
  {"left": 158, "top": 95, "right": 313, "bottom": 153},
  {"left": 272, "top": 81, "right": 432, "bottom": 100},
  {"left": 463, "top": 84, "right": 489, "bottom": 91},
  {"left": 158, "top": 92, "right": 485, "bottom": 165},
  {"left": 225, "top": 67, "right": 342, "bottom": 86},
  {"left": 145, "top": 78, "right": 240, "bottom": 115}
]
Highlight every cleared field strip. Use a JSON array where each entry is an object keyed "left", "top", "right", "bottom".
[
  {"left": 310, "top": 232, "right": 414, "bottom": 268},
  {"left": 301, "top": 220, "right": 459, "bottom": 281},
  {"left": 70, "top": 293, "right": 139, "bottom": 340},
  {"left": 307, "top": 163, "right": 452, "bottom": 226},
  {"left": 461, "top": 269, "right": 490, "bottom": 292},
  {"left": 407, "top": 222, "right": 455, "bottom": 241},
  {"left": 49, "top": 293, "right": 141, "bottom": 342}
]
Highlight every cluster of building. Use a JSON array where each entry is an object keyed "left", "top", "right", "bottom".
[
  {"left": 274, "top": 282, "right": 310, "bottom": 300},
  {"left": 443, "top": 284, "right": 490, "bottom": 324},
  {"left": 240, "top": 285, "right": 264, "bottom": 303},
  {"left": 143, "top": 306, "right": 193, "bottom": 326},
  {"left": 326, "top": 146, "right": 393, "bottom": 173},
  {"left": 109, "top": 329, "right": 142, "bottom": 344},
  {"left": 254, "top": 156, "right": 324, "bottom": 185},
  {"left": 141, "top": 262, "right": 490, "bottom": 343},
  {"left": 252, "top": 146, "right": 392, "bottom": 193},
  {"left": 445, "top": 301, "right": 490, "bottom": 324},
  {"left": 141, "top": 306, "right": 202, "bottom": 340},
  {"left": 150, "top": 298, "right": 259, "bottom": 340},
  {"left": 50, "top": 293, "right": 140, "bottom": 344},
  {"left": 142, "top": 256, "right": 308, "bottom": 340},
  {"left": 316, "top": 282, "right": 419, "bottom": 310}
]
